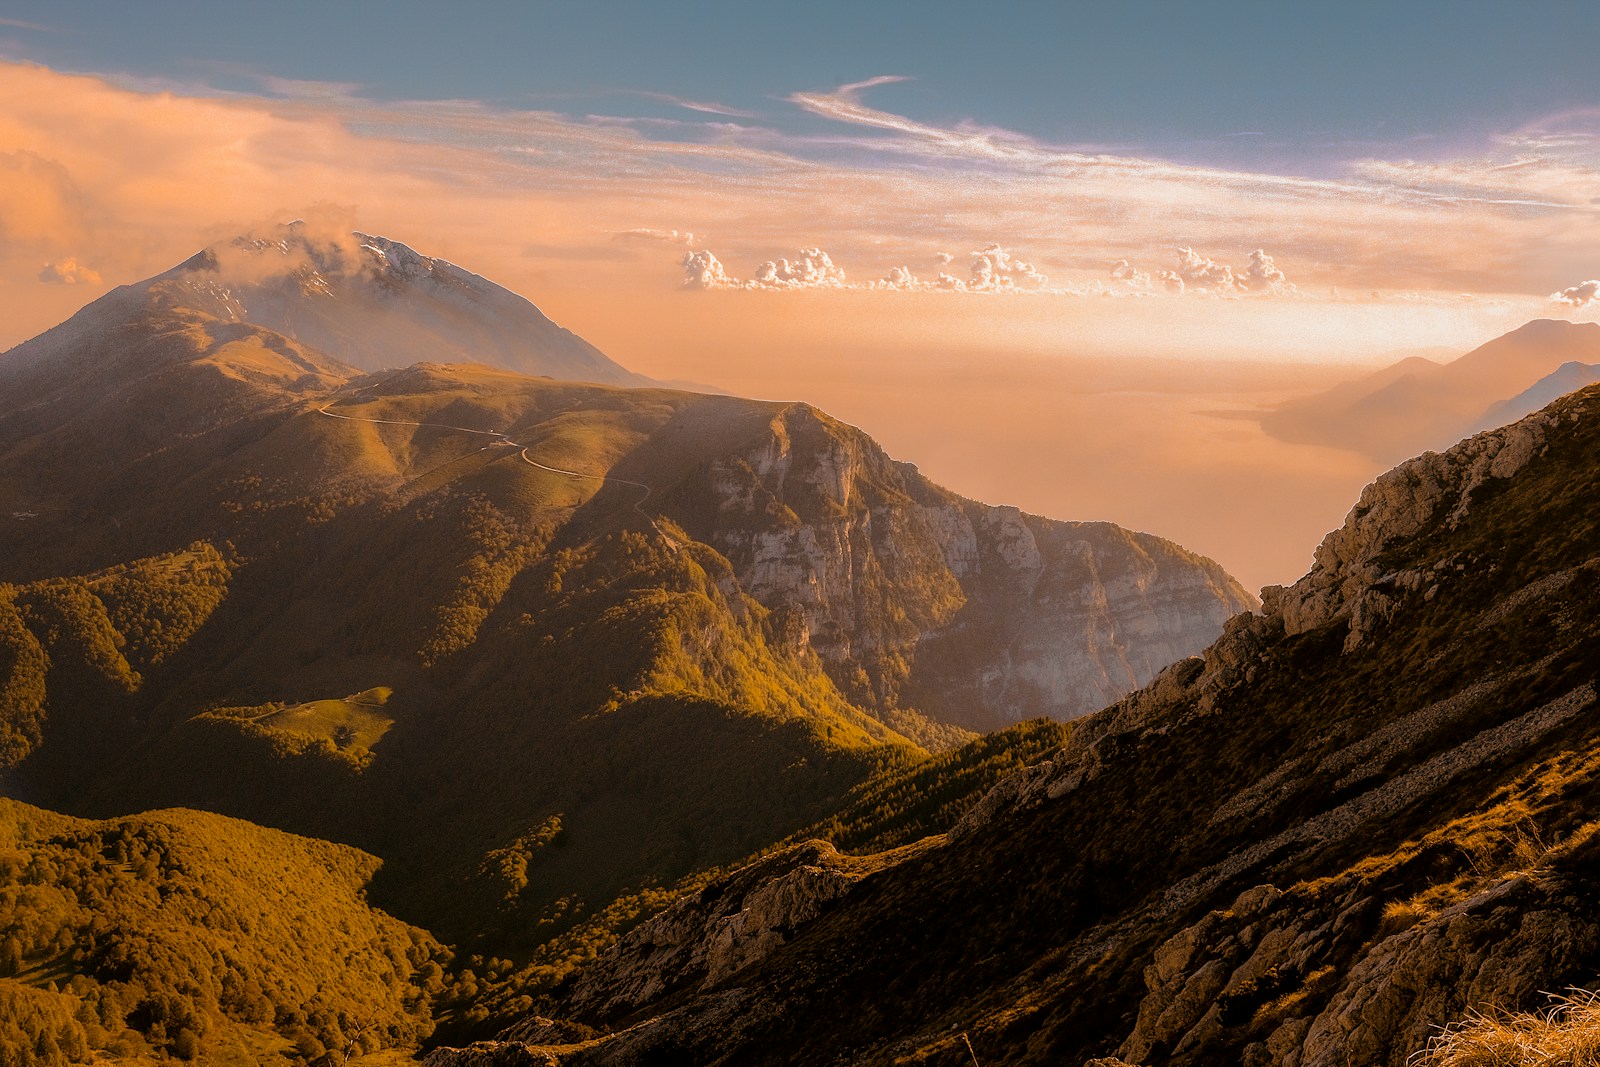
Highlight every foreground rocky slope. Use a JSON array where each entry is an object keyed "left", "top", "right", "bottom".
[{"left": 440, "top": 381, "right": 1600, "bottom": 1064}]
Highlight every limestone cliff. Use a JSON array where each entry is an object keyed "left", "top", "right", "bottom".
[{"left": 676, "top": 402, "right": 1256, "bottom": 732}]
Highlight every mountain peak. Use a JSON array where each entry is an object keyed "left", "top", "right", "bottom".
[
  {"left": 152, "top": 224, "right": 646, "bottom": 386},
  {"left": 1505, "top": 316, "right": 1598, "bottom": 337}
]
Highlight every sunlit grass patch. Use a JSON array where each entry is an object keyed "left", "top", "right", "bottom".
[{"left": 253, "top": 686, "right": 396, "bottom": 751}]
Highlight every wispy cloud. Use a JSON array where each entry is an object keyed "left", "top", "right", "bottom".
[
  {"left": 629, "top": 90, "right": 761, "bottom": 119},
  {"left": 615, "top": 228, "right": 696, "bottom": 246}
]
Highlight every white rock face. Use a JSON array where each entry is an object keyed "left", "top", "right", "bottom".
[{"left": 693, "top": 403, "right": 1256, "bottom": 731}]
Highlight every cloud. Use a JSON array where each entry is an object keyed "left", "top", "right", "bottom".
[
  {"left": 1550, "top": 279, "right": 1600, "bottom": 307},
  {"left": 1240, "top": 248, "right": 1291, "bottom": 292},
  {"left": 789, "top": 75, "right": 1051, "bottom": 165},
  {"left": 682, "top": 249, "right": 732, "bottom": 289},
  {"left": 870, "top": 265, "right": 922, "bottom": 290},
  {"left": 616, "top": 228, "right": 696, "bottom": 246},
  {"left": 966, "top": 245, "right": 1047, "bottom": 291},
  {"left": 37, "top": 257, "right": 100, "bottom": 285},
  {"left": 771, "top": 245, "right": 1058, "bottom": 293},
  {"left": 631, "top": 91, "right": 760, "bottom": 119},
  {"left": 1115, "top": 247, "right": 1296, "bottom": 296},
  {"left": 747, "top": 248, "right": 847, "bottom": 289},
  {"left": 1172, "top": 247, "right": 1241, "bottom": 293},
  {"left": 1110, "top": 259, "right": 1151, "bottom": 289},
  {"left": 204, "top": 206, "right": 369, "bottom": 286},
  {"left": 683, "top": 247, "right": 847, "bottom": 290},
  {"left": 0, "top": 150, "right": 88, "bottom": 248}
]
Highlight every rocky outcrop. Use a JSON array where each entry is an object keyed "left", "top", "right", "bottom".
[
  {"left": 559, "top": 840, "right": 880, "bottom": 1024},
  {"left": 1266, "top": 406, "right": 1560, "bottom": 649},
  {"left": 424, "top": 1043, "right": 561, "bottom": 1067},
  {"left": 1116, "top": 852, "right": 1600, "bottom": 1067},
  {"left": 692, "top": 403, "right": 1256, "bottom": 730}
]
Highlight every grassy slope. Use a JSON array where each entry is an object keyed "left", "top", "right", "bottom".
[
  {"left": 0, "top": 338, "right": 925, "bottom": 962},
  {"left": 0, "top": 798, "right": 445, "bottom": 1065}
]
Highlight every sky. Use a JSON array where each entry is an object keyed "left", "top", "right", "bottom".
[{"left": 3, "top": 2, "right": 1599, "bottom": 590}]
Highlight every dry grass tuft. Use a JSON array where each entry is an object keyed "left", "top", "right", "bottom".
[{"left": 1415, "top": 988, "right": 1600, "bottom": 1066}]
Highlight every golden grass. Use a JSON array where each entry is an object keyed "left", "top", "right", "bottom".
[
  {"left": 254, "top": 686, "right": 395, "bottom": 751},
  {"left": 1415, "top": 989, "right": 1600, "bottom": 1066}
]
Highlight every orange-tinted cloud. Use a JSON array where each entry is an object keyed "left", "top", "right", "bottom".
[
  {"left": 37, "top": 257, "right": 100, "bottom": 284},
  {"left": 0, "top": 59, "right": 1594, "bottom": 368}
]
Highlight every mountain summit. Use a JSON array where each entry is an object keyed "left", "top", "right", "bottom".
[
  {"left": 171, "top": 224, "right": 643, "bottom": 384},
  {"left": 26, "top": 222, "right": 642, "bottom": 386}
]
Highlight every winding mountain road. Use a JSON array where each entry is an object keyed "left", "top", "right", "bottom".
[{"left": 316, "top": 403, "right": 679, "bottom": 551}]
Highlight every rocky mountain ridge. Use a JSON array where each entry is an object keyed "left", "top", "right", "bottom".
[
  {"left": 679, "top": 400, "right": 1255, "bottom": 731},
  {"left": 434, "top": 380, "right": 1600, "bottom": 1064}
]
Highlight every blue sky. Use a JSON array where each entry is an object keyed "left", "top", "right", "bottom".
[
  {"left": 2, "top": 0, "right": 1597, "bottom": 343},
  {"left": 6, "top": 0, "right": 1600, "bottom": 172}
]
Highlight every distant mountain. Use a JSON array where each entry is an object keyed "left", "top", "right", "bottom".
[
  {"left": 1472, "top": 359, "right": 1600, "bottom": 433},
  {"left": 0, "top": 257, "right": 1251, "bottom": 970},
  {"left": 447, "top": 379, "right": 1600, "bottom": 1066},
  {"left": 1261, "top": 318, "right": 1600, "bottom": 463}
]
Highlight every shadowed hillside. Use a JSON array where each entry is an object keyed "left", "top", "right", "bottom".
[
  {"left": 443, "top": 378, "right": 1600, "bottom": 1066},
  {"left": 0, "top": 255, "right": 1251, "bottom": 967}
]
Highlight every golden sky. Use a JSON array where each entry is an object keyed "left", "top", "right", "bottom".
[{"left": 3, "top": 57, "right": 1598, "bottom": 590}]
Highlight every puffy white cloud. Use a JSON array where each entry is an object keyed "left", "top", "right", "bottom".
[
  {"left": 37, "top": 257, "right": 100, "bottom": 285},
  {"left": 681, "top": 249, "right": 732, "bottom": 289},
  {"left": 1239, "top": 248, "right": 1291, "bottom": 293},
  {"left": 616, "top": 228, "right": 696, "bottom": 246},
  {"left": 871, "top": 265, "right": 923, "bottom": 290},
  {"left": 1112, "top": 246, "right": 1295, "bottom": 296},
  {"left": 1550, "top": 279, "right": 1600, "bottom": 307},
  {"left": 681, "top": 242, "right": 1061, "bottom": 295},
  {"left": 967, "top": 244, "right": 1047, "bottom": 291},
  {"left": 1110, "top": 259, "right": 1151, "bottom": 289},
  {"left": 683, "top": 247, "right": 847, "bottom": 290},
  {"left": 867, "top": 247, "right": 1049, "bottom": 293},
  {"left": 935, "top": 251, "right": 955, "bottom": 265},
  {"left": 1172, "top": 246, "right": 1240, "bottom": 292},
  {"left": 747, "top": 247, "right": 847, "bottom": 289}
]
